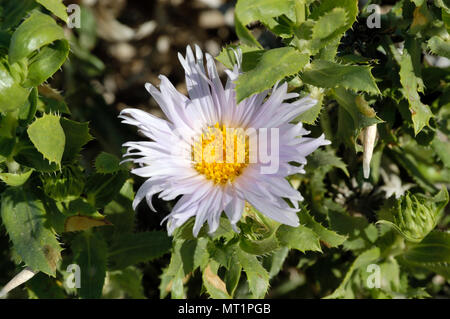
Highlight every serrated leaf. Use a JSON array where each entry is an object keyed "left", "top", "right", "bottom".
[
  {"left": 235, "top": 47, "right": 309, "bottom": 103},
  {"left": 432, "top": 129, "right": 450, "bottom": 168},
  {"left": 23, "top": 39, "right": 69, "bottom": 87},
  {"left": 95, "top": 152, "right": 121, "bottom": 174},
  {"left": 14, "top": 142, "right": 60, "bottom": 172},
  {"left": 102, "top": 180, "right": 135, "bottom": 237},
  {"left": 1, "top": 188, "right": 61, "bottom": 276},
  {"left": 224, "top": 253, "right": 242, "bottom": 297},
  {"left": 159, "top": 241, "right": 187, "bottom": 299},
  {"left": 27, "top": 113, "right": 65, "bottom": 165},
  {"left": 9, "top": 11, "right": 65, "bottom": 64},
  {"left": 332, "top": 87, "right": 383, "bottom": 150},
  {"left": 234, "top": 13, "right": 262, "bottom": 49},
  {"left": 277, "top": 224, "right": 322, "bottom": 253},
  {"left": 327, "top": 209, "right": 378, "bottom": 252},
  {"left": 60, "top": 118, "right": 92, "bottom": 162},
  {"left": 85, "top": 170, "right": 128, "bottom": 209},
  {"left": 263, "top": 246, "right": 289, "bottom": 278},
  {"left": 299, "top": 210, "right": 347, "bottom": 248},
  {"left": 398, "top": 46, "right": 433, "bottom": 135},
  {"left": 310, "top": 0, "right": 358, "bottom": 33},
  {"left": 72, "top": 231, "right": 108, "bottom": 299},
  {"left": 0, "top": 59, "right": 31, "bottom": 114},
  {"left": 305, "top": 148, "right": 349, "bottom": 177},
  {"left": 36, "top": 0, "right": 68, "bottom": 23},
  {"left": 302, "top": 60, "right": 380, "bottom": 94},
  {"left": 312, "top": 8, "right": 347, "bottom": 39},
  {"left": 306, "top": 8, "right": 348, "bottom": 54},
  {"left": 202, "top": 262, "right": 231, "bottom": 299},
  {"left": 239, "top": 231, "right": 279, "bottom": 255},
  {"left": 428, "top": 35, "right": 450, "bottom": 59},
  {"left": 108, "top": 231, "right": 172, "bottom": 270},
  {"left": 294, "top": 87, "right": 324, "bottom": 124},
  {"left": 236, "top": 247, "right": 269, "bottom": 298},
  {"left": 0, "top": 169, "right": 33, "bottom": 187},
  {"left": 235, "top": 0, "right": 296, "bottom": 27},
  {"left": 216, "top": 44, "right": 264, "bottom": 71},
  {"left": 402, "top": 231, "right": 450, "bottom": 279}
]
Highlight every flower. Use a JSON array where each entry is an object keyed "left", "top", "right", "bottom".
[{"left": 120, "top": 45, "right": 330, "bottom": 236}]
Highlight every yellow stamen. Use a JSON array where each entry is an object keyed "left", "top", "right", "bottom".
[{"left": 192, "top": 123, "right": 249, "bottom": 184}]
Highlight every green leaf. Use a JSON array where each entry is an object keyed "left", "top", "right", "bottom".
[
  {"left": 0, "top": 169, "right": 33, "bottom": 187},
  {"left": 377, "top": 189, "right": 448, "bottom": 243},
  {"left": 294, "top": 87, "right": 324, "bottom": 124},
  {"left": 1, "top": 187, "right": 62, "bottom": 276},
  {"left": 9, "top": 11, "right": 65, "bottom": 64},
  {"left": 312, "top": 8, "right": 347, "bottom": 39},
  {"left": 14, "top": 142, "right": 60, "bottom": 172},
  {"left": 60, "top": 118, "right": 92, "bottom": 162},
  {"left": 235, "top": 0, "right": 296, "bottom": 26},
  {"left": 38, "top": 96, "right": 70, "bottom": 115},
  {"left": 277, "top": 225, "right": 322, "bottom": 253},
  {"left": 108, "top": 231, "right": 172, "bottom": 270},
  {"left": 95, "top": 152, "right": 121, "bottom": 174},
  {"left": 240, "top": 230, "right": 279, "bottom": 255},
  {"left": 23, "top": 39, "right": 69, "bottom": 87},
  {"left": 202, "top": 262, "right": 232, "bottom": 299},
  {"left": 432, "top": 129, "right": 450, "bottom": 168},
  {"left": 0, "top": 59, "right": 31, "bottom": 114},
  {"left": 305, "top": 8, "right": 349, "bottom": 54},
  {"left": 299, "top": 210, "right": 347, "bottom": 248},
  {"left": 235, "top": 47, "right": 309, "bottom": 103},
  {"left": 27, "top": 113, "right": 65, "bottom": 166},
  {"left": 102, "top": 180, "right": 135, "bottom": 237},
  {"left": 310, "top": 0, "right": 358, "bottom": 33},
  {"left": 332, "top": 88, "right": 383, "bottom": 150},
  {"left": 304, "top": 148, "right": 349, "bottom": 177},
  {"left": 159, "top": 240, "right": 187, "bottom": 299},
  {"left": 36, "top": 0, "right": 68, "bottom": 22},
  {"left": 216, "top": 44, "right": 264, "bottom": 71},
  {"left": 263, "top": 246, "right": 289, "bottom": 278},
  {"left": 398, "top": 45, "right": 433, "bottom": 135},
  {"left": 236, "top": 247, "right": 269, "bottom": 298},
  {"left": 41, "top": 164, "right": 84, "bottom": 201},
  {"left": 224, "top": 253, "right": 242, "bottom": 297},
  {"left": 235, "top": 13, "right": 262, "bottom": 49},
  {"left": 327, "top": 209, "right": 378, "bottom": 252},
  {"left": 402, "top": 231, "right": 450, "bottom": 279},
  {"left": 72, "top": 231, "right": 108, "bottom": 299},
  {"left": 301, "top": 60, "right": 380, "bottom": 95},
  {"left": 85, "top": 170, "right": 128, "bottom": 209},
  {"left": 428, "top": 35, "right": 450, "bottom": 59}
]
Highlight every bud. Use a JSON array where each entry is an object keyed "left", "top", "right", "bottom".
[
  {"left": 377, "top": 188, "right": 449, "bottom": 243},
  {"left": 41, "top": 165, "right": 85, "bottom": 201}
]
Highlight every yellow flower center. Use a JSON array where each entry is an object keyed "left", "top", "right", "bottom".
[{"left": 192, "top": 123, "right": 249, "bottom": 184}]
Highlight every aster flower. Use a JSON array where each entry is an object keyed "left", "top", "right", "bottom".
[{"left": 120, "top": 45, "right": 330, "bottom": 236}]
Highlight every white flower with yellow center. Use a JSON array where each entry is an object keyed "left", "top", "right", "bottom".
[{"left": 120, "top": 45, "right": 330, "bottom": 236}]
